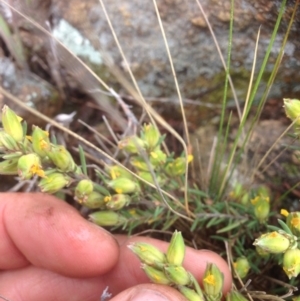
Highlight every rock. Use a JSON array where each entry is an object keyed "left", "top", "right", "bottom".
[
  {"left": 49, "top": 0, "right": 300, "bottom": 102},
  {"left": 1, "top": 0, "right": 299, "bottom": 126},
  {"left": 0, "top": 56, "right": 62, "bottom": 125}
]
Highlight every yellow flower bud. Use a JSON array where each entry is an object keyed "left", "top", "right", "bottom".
[
  {"left": 31, "top": 126, "right": 51, "bottom": 157},
  {"left": 130, "top": 157, "right": 151, "bottom": 171},
  {"left": 106, "top": 194, "right": 131, "bottom": 210},
  {"left": 150, "top": 149, "right": 167, "bottom": 166},
  {"left": 251, "top": 195, "right": 270, "bottom": 223},
  {"left": 165, "top": 155, "right": 193, "bottom": 177},
  {"left": 164, "top": 265, "right": 192, "bottom": 286},
  {"left": 166, "top": 230, "right": 185, "bottom": 266},
  {"left": 137, "top": 171, "right": 164, "bottom": 185},
  {"left": 38, "top": 172, "right": 71, "bottom": 194},
  {"left": 81, "top": 191, "right": 107, "bottom": 209},
  {"left": 203, "top": 263, "right": 224, "bottom": 301},
  {"left": 179, "top": 286, "right": 205, "bottom": 301},
  {"left": 255, "top": 245, "right": 270, "bottom": 259},
  {"left": 233, "top": 257, "right": 250, "bottom": 279},
  {"left": 106, "top": 165, "right": 133, "bottom": 180},
  {"left": 137, "top": 171, "right": 153, "bottom": 183},
  {"left": 74, "top": 179, "right": 94, "bottom": 203},
  {"left": 253, "top": 231, "right": 292, "bottom": 254},
  {"left": 18, "top": 153, "right": 45, "bottom": 180},
  {"left": 89, "top": 210, "right": 127, "bottom": 227},
  {"left": 142, "top": 264, "right": 171, "bottom": 285},
  {"left": 283, "top": 248, "right": 300, "bottom": 279},
  {"left": 108, "top": 177, "right": 139, "bottom": 194},
  {"left": 226, "top": 291, "right": 249, "bottom": 301},
  {"left": 128, "top": 242, "right": 166, "bottom": 267},
  {"left": 229, "top": 182, "right": 245, "bottom": 202},
  {"left": 286, "top": 211, "right": 300, "bottom": 236},
  {"left": 118, "top": 135, "right": 146, "bottom": 154},
  {"left": 47, "top": 145, "right": 76, "bottom": 172},
  {"left": 141, "top": 123, "right": 161, "bottom": 150},
  {"left": 283, "top": 98, "right": 300, "bottom": 126},
  {"left": 2, "top": 105, "right": 24, "bottom": 142},
  {"left": 0, "top": 158, "right": 19, "bottom": 175}
]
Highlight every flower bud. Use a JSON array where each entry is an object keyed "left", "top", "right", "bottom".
[
  {"left": 2, "top": 105, "right": 24, "bottom": 142},
  {"left": 106, "top": 194, "right": 131, "bottom": 210},
  {"left": 89, "top": 210, "right": 127, "bottom": 227},
  {"left": 179, "top": 286, "right": 205, "bottom": 301},
  {"left": 137, "top": 171, "right": 153, "bottom": 184},
  {"left": 142, "top": 264, "right": 171, "bottom": 285},
  {"left": 229, "top": 182, "right": 243, "bottom": 200},
  {"left": 0, "top": 130, "right": 18, "bottom": 151},
  {"left": 203, "top": 263, "right": 224, "bottom": 301},
  {"left": 255, "top": 245, "right": 270, "bottom": 259},
  {"left": 130, "top": 157, "right": 151, "bottom": 171},
  {"left": 81, "top": 191, "right": 107, "bottom": 209},
  {"left": 283, "top": 98, "right": 300, "bottom": 126},
  {"left": 47, "top": 145, "right": 76, "bottom": 172},
  {"left": 31, "top": 126, "right": 51, "bottom": 157},
  {"left": 128, "top": 242, "right": 166, "bottom": 267},
  {"left": 150, "top": 149, "right": 167, "bottom": 166},
  {"left": 165, "top": 155, "right": 193, "bottom": 177},
  {"left": 108, "top": 177, "right": 139, "bottom": 194},
  {"left": 283, "top": 248, "right": 300, "bottom": 279},
  {"left": 118, "top": 135, "right": 146, "bottom": 154},
  {"left": 0, "top": 158, "right": 19, "bottom": 175},
  {"left": 229, "top": 183, "right": 250, "bottom": 205},
  {"left": 164, "top": 265, "right": 192, "bottom": 286},
  {"left": 142, "top": 124, "right": 161, "bottom": 150},
  {"left": 106, "top": 164, "right": 133, "bottom": 180},
  {"left": 226, "top": 291, "right": 249, "bottom": 301},
  {"left": 251, "top": 195, "right": 270, "bottom": 223},
  {"left": 253, "top": 231, "right": 291, "bottom": 254},
  {"left": 137, "top": 171, "right": 164, "bottom": 185},
  {"left": 74, "top": 179, "right": 94, "bottom": 203},
  {"left": 38, "top": 172, "right": 71, "bottom": 194},
  {"left": 285, "top": 211, "right": 300, "bottom": 236},
  {"left": 166, "top": 230, "right": 185, "bottom": 266},
  {"left": 18, "top": 153, "right": 45, "bottom": 180},
  {"left": 233, "top": 257, "right": 250, "bottom": 279}
]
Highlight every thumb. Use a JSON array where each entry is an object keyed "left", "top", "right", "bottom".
[{"left": 110, "top": 283, "right": 187, "bottom": 301}]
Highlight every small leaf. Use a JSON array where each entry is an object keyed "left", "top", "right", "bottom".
[{"left": 78, "top": 144, "right": 87, "bottom": 176}]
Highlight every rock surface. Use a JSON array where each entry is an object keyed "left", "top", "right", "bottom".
[
  {"left": 49, "top": 0, "right": 300, "bottom": 101},
  {"left": 0, "top": 0, "right": 299, "bottom": 124}
]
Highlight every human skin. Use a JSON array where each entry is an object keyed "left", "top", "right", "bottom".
[{"left": 0, "top": 193, "right": 232, "bottom": 301}]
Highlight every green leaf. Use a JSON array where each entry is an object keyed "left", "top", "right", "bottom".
[
  {"left": 78, "top": 144, "right": 87, "bottom": 176},
  {"left": 277, "top": 219, "right": 294, "bottom": 235},
  {"left": 217, "top": 219, "right": 247, "bottom": 233}
]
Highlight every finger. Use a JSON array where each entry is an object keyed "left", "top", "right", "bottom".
[
  {"left": 1, "top": 193, "right": 119, "bottom": 277},
  {"left": 101, "top": 235, "right": 232, "bottom": 295},
  {"left": 0, "top": 241, "right": 230, "bottom": 301},
  {"left": 110, "top": 283, "right": 187, "bottom": 301},
  {"left": 0, "top": 269, "right": 185, "bottom": 301},
  {"left": 0, "top": 266, "right": 104, "bottom": 301}
]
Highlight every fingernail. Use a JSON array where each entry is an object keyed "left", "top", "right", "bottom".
[{"left": 130, "top": 289, "right": 170, "bottom": 301}]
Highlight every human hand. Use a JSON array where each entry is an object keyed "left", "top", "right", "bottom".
[{"left": 0, "top": 193, "right": 232, "bottom": 301}]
